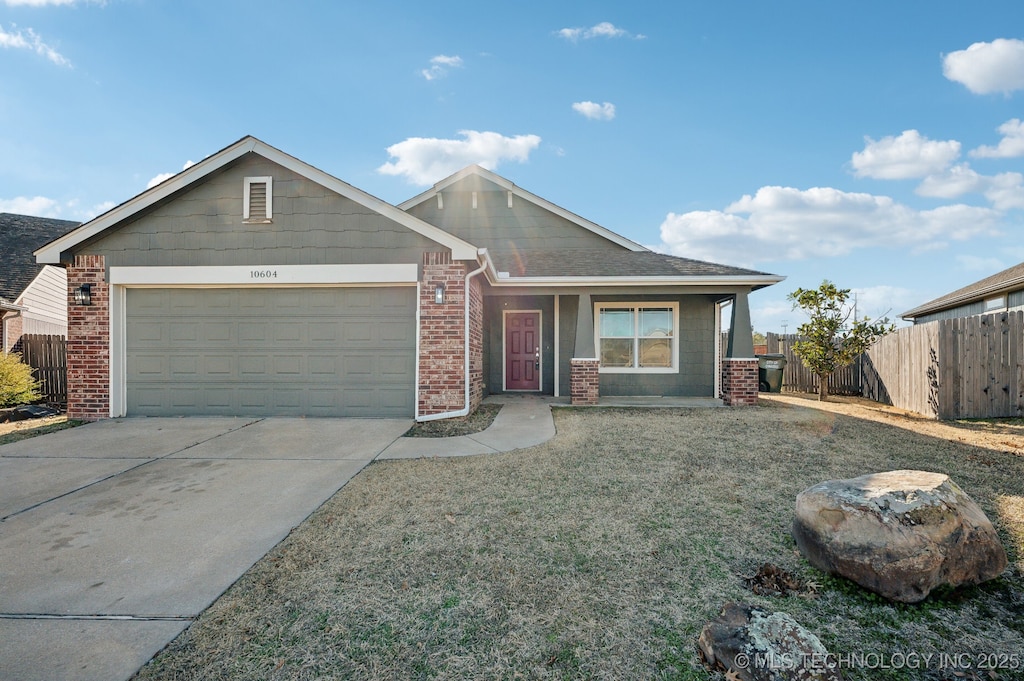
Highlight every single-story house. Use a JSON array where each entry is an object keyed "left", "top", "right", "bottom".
[
  {"left": 35, "top": 136, "right": 783, "bottom": 421},
  {"left": 1, "top": 213, "right": 80, "bottom": 353},
  {"left": 901, "top": 261, "right": 1024, "bottom": 324}
]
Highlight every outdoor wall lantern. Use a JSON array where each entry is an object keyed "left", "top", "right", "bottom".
[
  {"left": 434, "top": 283, "right": 445, "bottom": 305},
  {"left": 74, "top": 283, "right": 92, "bottom": 306}
]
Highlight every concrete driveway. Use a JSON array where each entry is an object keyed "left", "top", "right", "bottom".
[{"left": 0, "top": 417, "right": 410, "bottom": 681}]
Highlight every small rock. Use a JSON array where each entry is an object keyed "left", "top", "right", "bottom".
[
  {"left": 792, "top": 470, "right": 1007, "bottom": 603},
  {"left": 698, "top": 602, "right": 842, "bottom": 680}
]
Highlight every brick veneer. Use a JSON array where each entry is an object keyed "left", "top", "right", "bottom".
[
  {"left": 721, "top": 357, "right": 758, "bottom": 407},
  {"left": 67, "top": 255, "right": 110, "bottom": 420},
  {"left": 570, "top": 358, "right": 600, "bottom": 405},
  {"left": 467, "top": 274, "right": 484, "bottom": 412},
  {"left": 2, "top": 312, "right": 23, "bottom": 353},
  {"left": 418, "top": 252, "right": 479, "bottom": 417}
]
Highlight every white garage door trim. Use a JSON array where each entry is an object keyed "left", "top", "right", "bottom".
[{"left": 108, "top": 265, "right": 420, "bottom": 418}]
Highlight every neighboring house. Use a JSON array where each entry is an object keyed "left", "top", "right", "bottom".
[
  {"left": 1, "top": 213, "right": 80, "bottom": 353},
  {"left": 35, "top": 136, "right": 783, "bottom": 421},
  {"left": 902, "top": 261, "right": 1024, "bottom": 324}
]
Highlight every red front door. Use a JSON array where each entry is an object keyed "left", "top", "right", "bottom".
[{"left": 505, "top": 312, "right": 540, "bottom": 391}]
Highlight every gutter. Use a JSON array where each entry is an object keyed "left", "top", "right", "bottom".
[
  {"left": 416, "top": 250, "right": 491, "bottom": 422},
  {"left": 901, "top": 277, "right": 1024, "bottom": 320}
]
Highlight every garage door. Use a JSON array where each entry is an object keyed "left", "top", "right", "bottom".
[{"left": 126, "top": 287, "right": 416, "bottom": 417}]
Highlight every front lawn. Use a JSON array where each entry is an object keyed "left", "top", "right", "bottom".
[{"left": 136, "top": 399, "right": 1024, "bottom": 680}]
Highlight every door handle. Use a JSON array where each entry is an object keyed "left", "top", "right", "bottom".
[{"left": 535, "top": 347, "right": 540, "bottom": 370}]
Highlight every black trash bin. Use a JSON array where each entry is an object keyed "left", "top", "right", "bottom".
[{"left": 757, "top": 353, "right": 787, "bottom": 392}]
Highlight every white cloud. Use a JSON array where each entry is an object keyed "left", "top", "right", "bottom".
[
  {"left": 984, "top": 171, "right": 1024, "bottom": 211},
  {"left": 557, "top": 22, "right": 643, "bottom": 41},
  {"left": 0, "top": 195, "right": 61, "bottom": 216},
  {"left": 851, "top": 285, "right": 918, "bottom": 321},
  {"left": 572, "top": 101, "right": 616, "bottom": 120},
  {"left": 955, "top": 254, "right": 1006, "bottom": 273},
  {"left": 377, "top": 130, "right": 541, "bottom": 185},
  {"left": 915, "top": 165, "right": 1024, "bottom": 210},
  {"left": 146, "top": 160, "right": 196, "bottom": 189},
  {"left": 657, "top": 185, "right": 1002, "bottom": 266},
  {"left": 915, "top": 163, "right": 985, "bottom": 198},
  {"left": 421, "top": 54, "right": 463, "bottom": 81},
  {"left": 943, "top": 38, "right": 1024, "bottom": 94},
  {"left": 970, "top": 118, "right": 1024, "bottom": 158},
  {"left": 851, "top": 130, "right": 960, "bottom": 180},
  {"left": 0, "top": 23, "right": 70, "bottom": 66}
]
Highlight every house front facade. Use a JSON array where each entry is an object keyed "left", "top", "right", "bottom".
[{"left": 36, "top": 137, "right": 782, "bottom": 421}]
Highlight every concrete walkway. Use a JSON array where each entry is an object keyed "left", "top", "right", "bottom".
[{"left": 378, "top": 395, "right": 556, "bottom": 459}]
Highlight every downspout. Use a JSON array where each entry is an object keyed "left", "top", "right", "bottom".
[{"left": 416, "top": 253, "right": 489, "bottom": 422}]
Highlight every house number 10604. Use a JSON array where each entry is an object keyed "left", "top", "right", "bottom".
[{"left": 250, "top": 270, "right": 278, "bottom": 279}]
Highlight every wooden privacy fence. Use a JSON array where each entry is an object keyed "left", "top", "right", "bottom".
[
  {"left": 765, "top": 333, "right": 863, "bottom": 396},
  {"left": 862, "top": 312, "right": 1024, "bottom": 420},
  {"left": 19, "top": 333, "right": 67, "bottom": 403}
]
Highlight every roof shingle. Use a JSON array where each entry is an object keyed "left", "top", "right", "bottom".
[{"left": 0, "top": 213, "right": 80, "bottom": 300}]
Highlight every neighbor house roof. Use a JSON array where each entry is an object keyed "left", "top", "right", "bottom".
[
  {"left": 0, "top": 213, "right": 79, "bottom": 300},
  {"left": 487, "top": 249, "right": 780, "bottom": 289},
  {"left": 901, "top": 261, "right": 1024, "bottom": 320},
  {"left": 35, "top": 136, "right": 479, "bottom": 264}
]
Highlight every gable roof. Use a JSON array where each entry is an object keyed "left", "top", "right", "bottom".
[
  {"left": 35, "top": 136, "right": 479, "bottom": 264},
  {"left": 901, "top": 261, "right": 1024, "bottom": 320},
  {"left": 0, "top": 213, "right": 79, "bottom": 300},
  {"left": 398, "top": 165, "right": 647, "bottom": 252}
]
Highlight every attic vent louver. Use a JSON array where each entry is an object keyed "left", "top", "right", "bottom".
[{"left": 244, "top": 176, "right": 273, "bottom": 222}]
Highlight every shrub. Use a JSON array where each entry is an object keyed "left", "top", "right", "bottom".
[{"left": 0, "top": 352, "right": 41, "bottom": 407}]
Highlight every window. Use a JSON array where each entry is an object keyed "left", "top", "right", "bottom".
[
  {"left": 984, "top": 295, "right": 1006, "bottom": 312},
  {"left": 243, "top": 176, "right": 273, "bottom": 222},
  {"left": 595, "top": 302, "right": 678, "bottom": 373}
]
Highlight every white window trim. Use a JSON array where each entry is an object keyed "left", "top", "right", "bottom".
[
  {"left": 594, "top": 301, "right": 679, "bottom": 374},
  {"left": 243, "top": 176, "right": 273, "bottom": 222}
]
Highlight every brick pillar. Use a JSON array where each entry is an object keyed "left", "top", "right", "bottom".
[
  {"left": 418, "top": 252, "right": 468, "bottom": 418},
  {"left": 67, "top": 255, "right": 110, "bottom": 420},
  {"left": 2, "top": 312, "right": 23, "bottom": 353},
  {"left": 722, "top": 358, "right": 758, "bottom": 407},
  {"left": 570, "top": 358, "right": 600, "bottom": 405}
]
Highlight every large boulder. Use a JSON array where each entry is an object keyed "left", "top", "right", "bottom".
[
  {"left": 792, "top": 470, "right": 1007, "bottom": 603},
  {"left": 698, "top": 602, "right": 842, "bottom": 681}
]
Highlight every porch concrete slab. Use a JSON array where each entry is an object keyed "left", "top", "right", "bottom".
[
  {"left": 0, "top": 617, "right": 188, "bottom": 681},
  {"left": 0, "top": 457, "right": 140, "bottom": 519},
  {"left": 0, "top": 455, "right": 371, "bottom": 616},
  {"left": 167, "top": 417, "right": 410, "bottom": 460},
  {"left": 0, "top": 417, "right": 260, "bottom": 459}
]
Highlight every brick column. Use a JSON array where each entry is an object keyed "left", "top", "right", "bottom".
[
  {"left": 67, "top": 255, "right": 110, "bottom": 420},
  {"left": 2, "top": 313, "right": 23, "bottom": 353},
  {"left": 418, "top": 253, "right": 468, "bottom": 418},
  {"left": 722, "top": 358, "right": 758, "bottom": 407},
  {"left": 570, "top": 358, "right": 600, "bottom": 405}
]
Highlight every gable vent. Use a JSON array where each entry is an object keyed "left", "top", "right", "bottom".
[{"left": 244, "top": 176, "right": 273, "bottom": 222}]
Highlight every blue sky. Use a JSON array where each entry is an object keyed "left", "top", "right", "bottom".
[{"left": 3, "top": 1, "right": 1024, "bottom": 332}]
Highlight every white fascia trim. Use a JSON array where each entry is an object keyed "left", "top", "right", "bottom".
[
  {"left": 36, "top": 136, "right": 479, "bottom": 264},
  {"left": 398, "top": 165, "right": 648, "bottom": 252},
  {"left": 109, "top": 264, "right": 418, "bottom": 286},
  {"left": 486, "top": 274, "right": 787, "bottom": 287}
]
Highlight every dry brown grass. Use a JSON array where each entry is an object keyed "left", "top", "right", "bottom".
[
  {"left": 135, "top": 399, "right": 1024, "bottom": 681},
  {"left": 0, "top": 414, "right": 77, "bottom": 446}
]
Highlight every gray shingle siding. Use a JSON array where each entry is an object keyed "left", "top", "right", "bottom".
[{"left": 77, "top": 155, "right": 445, "bottom": 267}]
